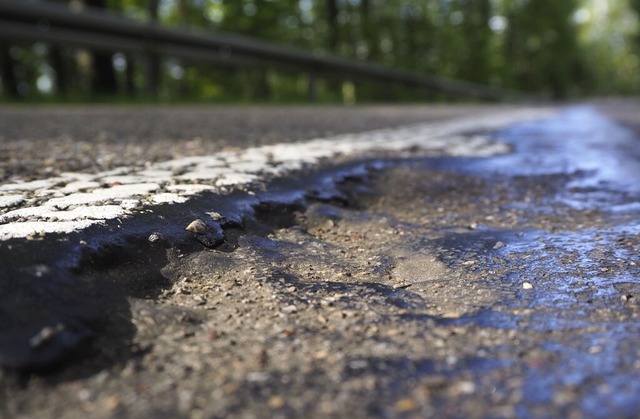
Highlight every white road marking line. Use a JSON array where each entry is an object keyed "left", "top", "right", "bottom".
[
  {"left": 0, "top": 109, "right": 554, "bottom": 240},
  {"left": 0, "top": 195, "right": 25, "bottom": 208}
]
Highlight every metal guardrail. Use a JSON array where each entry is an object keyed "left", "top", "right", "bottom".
[{"left": 0, "top": 0, "right": 518, "bottom": 101}]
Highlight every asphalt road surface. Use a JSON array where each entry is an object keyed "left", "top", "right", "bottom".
[{"left": 0, "top": 101, "right": 639, "bottom": 418}]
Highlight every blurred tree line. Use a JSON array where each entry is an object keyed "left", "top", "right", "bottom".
[{"left": 1, "top": 0, "right": 639, "bottom": 103}]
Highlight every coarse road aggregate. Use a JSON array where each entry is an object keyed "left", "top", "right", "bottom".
[{"left": 1, "top": 100, "right": 639, "bottom": 418}]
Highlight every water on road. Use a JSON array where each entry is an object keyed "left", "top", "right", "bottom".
[{"left": 1, "top": 104, "right": 639, "bottom": 418}]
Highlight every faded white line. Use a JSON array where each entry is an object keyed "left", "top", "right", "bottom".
[{"left": 0, "top": 109, "right": 554, "bottom": 240}]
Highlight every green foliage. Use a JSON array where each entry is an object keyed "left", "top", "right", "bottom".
[
  {"left": 502, "top": 0, "right": 585, "bottom": 98},
  {"left": 577, "top": 0, "right": 640, "bottom": 94},
  {"left": 2, "top": 0, "right": 640, "bottom": 102}
]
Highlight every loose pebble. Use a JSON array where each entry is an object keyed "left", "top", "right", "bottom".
[
  {"left": 395, "top": 398, "right": 418, "bottom": 412},
  {"left": 208, "top": 211, "right": 224, "bottom": 221},
  {"left": 29, "top": 323, "right": 65, "bottom": 348},
  {"left": 104, "top": 395, "right": 120, "bottom": 411},
  {"left": 185, "top": 218, "right": 208, "bottom": 234},
  {"left": 456, "top": 381, "right": 476, "bottom": 394},
  {"left": 281, "top": 304, "right": 298, "bottom": 314},
  {"left": 268, "top": 395, "right": 285, "bottom": 409}
]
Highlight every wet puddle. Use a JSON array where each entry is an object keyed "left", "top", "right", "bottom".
[{"left": 404, "top": 106, "right": 640, "bottom": 415}]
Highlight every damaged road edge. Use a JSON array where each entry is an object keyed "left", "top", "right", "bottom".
[{"left": 0, "top": 159, "right": 388, "bottom": 372}]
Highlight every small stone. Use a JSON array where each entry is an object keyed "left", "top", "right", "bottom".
[
  {"left": 193, "top": 295, "right": 207, "bottom": 306},
  {"left": 268, "top": 395, "right": 285, "bottom": 409},
  {"left": 148, "top": 233, "right": 161, "bottom": 243},
  {"left": 207, "top": 211, "right": 224, "bottom": 221},
  {"left": 493, "top": 241, "right": 505, "bottom": 249},
  {"left": 256, "top": 348, "right": 269, "bottom": 368},
  {"left": 313, "top": 349, "right": 329, "bottom": 359},
  {"left": 246, "top": 371, "right": 270, "bottom": 382},
  {"left": 394, "top": 398, "right": 418, "bottom": 412},
  {"left": 522, "top": 282, "right": 533, "bottom": 290},
  {"left": 588, "top": 345, "right": 603, "bottom": 354},
  {"left": 77, "top": 389, "right": 92, "bottom": 402},
  {"left": 222, "top": 382, "right": 240, "bottom": 395},
  {"left": 348, "top": 360, "right": 368, "bottom": 369},
  {"left": 185, "top": 218, "right": 208, "bottom": 234},
  {"left": 104, "top": 395, "right": 120, "bottom": 411},
  {"left": 281, "top": 304, "right": 298, "bottom": 314},
  {"left": 456, "top": 381, "right": 476, "bottom": 394},
  {"left": 29, "top": 323, "right": 65, "bottom": 348},
  {"left": 320, "top": 298, "right": 335, "bottom": 307},
  {"left": 468, "top": 222, "right": 478, "bottom": 230}
]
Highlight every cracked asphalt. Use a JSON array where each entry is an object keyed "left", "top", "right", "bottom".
[{"left": 0, "top": 101, "right": 639, "bottom": 418}]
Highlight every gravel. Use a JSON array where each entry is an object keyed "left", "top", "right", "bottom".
[{"left": 1, "top": 102, "right": 640, "bottom": 418}]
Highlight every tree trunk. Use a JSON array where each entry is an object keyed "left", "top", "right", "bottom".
[
  {"left": 85, "top": 0, "right": 118, "bottom": 96},
  {"left": 360, "top": 0, "right": 379, "bottom": 61},
  {"left": 48, "top": 0, "right": 70, "bottom": 97},
  {"left": 250, "top": 69, "right": 271, "bottom": 101},
  {"left": 326, "top": 0, "right": 339, "bottom": 53},
  {"left": 464, "top": 0, "right": 491, "bottom": 84},
  {"left": 49, "top": 47, "right": 68, "bottom": 97},
  {"left": 631, "top": 0, "right": 640, "bottom": 55},
  {"left": 0, "top": 42, "right": 19, "bottom": 99},
  {"left": 145, "top": 0, "right": 161, "bottom": 99},
  {"left": 125, "top": 53, "right": 136, "bottom": 97},
  {"left": 91, "top": 53, "right": 118, "bottom": 96},
  {"left": 325, "top": 0, "right": 341, "bottom": 99}
]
